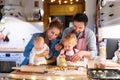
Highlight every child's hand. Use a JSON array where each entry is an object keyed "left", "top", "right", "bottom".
[
  {"left": 43, "top": 49, "right": 49, "bottom": 58},
  {"left": 35, "top": 54, "right": 40, "bottom": 58},
  {"left": 35, "top": 49, "right": 49, "bottom": 58}
]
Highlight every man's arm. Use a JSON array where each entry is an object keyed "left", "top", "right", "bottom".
[{"left": 86, "top": 29, "right": 98, "bottom": 59}]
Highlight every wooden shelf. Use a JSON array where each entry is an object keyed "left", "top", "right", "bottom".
[{"left": 27, "top": 20, "right": 43, "bottom": 22}]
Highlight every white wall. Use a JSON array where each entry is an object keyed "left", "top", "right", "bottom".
[
  {"left": 85, "top": 0, "right": 97, "bottom": 31},
  {"left": 100, "top": 0, "right": 120, "bottom": 38},
  {"left": 0, "top": 17, "right": 43, "bottom": 49}
]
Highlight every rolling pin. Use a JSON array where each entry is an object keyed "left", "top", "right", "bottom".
[{"left": 12, "top": 65, "right": 46, "bottom": 73}]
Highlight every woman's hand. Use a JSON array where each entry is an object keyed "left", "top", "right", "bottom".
[
  {"left": 55, "top": 43, "right": 63, "bottom": 51},
  {"left": 46, "top": 57, "right": 56, "bottom": 64}
]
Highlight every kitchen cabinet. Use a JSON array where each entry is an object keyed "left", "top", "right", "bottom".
[{"left": 1, "top": 0, "right": 43, "bottom": 22}]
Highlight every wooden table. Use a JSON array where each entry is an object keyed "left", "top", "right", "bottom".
[{"left": 0, "top": 60, "right": 120, "bottom": 80}]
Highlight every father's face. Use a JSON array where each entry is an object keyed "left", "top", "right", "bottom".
[{"left": 73, "top": 21, "right": 85, "bottom": 34}]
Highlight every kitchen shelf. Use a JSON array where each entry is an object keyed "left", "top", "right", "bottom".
[{"left": 26, "top": 20, "right": 43, "bottom": 22}]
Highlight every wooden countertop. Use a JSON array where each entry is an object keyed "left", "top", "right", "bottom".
[{"left": 0, "top": 60, "right": 120, "bottom": 80}]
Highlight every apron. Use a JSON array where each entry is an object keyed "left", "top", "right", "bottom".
[
  {"left": 76, "top": 31, "right": 87, "bottom": 50},
  {"left": 64, "top": 48, "right": 76, "bottom": 61}
]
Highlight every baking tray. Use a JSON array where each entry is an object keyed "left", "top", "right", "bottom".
[{"left": 87, "top": 68, "right": 120, "bottom": 80}]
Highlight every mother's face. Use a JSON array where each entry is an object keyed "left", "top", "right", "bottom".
[{"left": 47, "top": 27, "right": 60, "bottom": 40}]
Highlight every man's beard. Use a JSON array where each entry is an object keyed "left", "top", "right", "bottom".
[{"left": 72, "top": 30, "right": 80, "bottom": 38}]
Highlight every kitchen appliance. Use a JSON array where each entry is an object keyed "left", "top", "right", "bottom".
[
  {"left": 0, "top": 61, "right": 16, "bottom": 73},
  {"left": 0, "top": 52, "right": 24, "bottom": 66},
  {"left": 0, "top": 52, "right": 24, "bottom": 73}
]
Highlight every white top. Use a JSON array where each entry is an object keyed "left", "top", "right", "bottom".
[
  {"left": 60, "top": 49, "right": 79, "bottom": 56},
  {"left": 29, "top": 44, "right": 49, "bottom": 65}
]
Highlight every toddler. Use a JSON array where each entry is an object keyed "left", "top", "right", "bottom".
[
  {"left": 57, "top": 33, "right": 81, "bottom": 66},
  {"left": 29, "top": 36, "right": 49, "bottom": 65}
]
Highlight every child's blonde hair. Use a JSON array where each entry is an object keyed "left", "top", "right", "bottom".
[
  {"left": 34, "top": 36, "right": 44, "bottom": 44},
  {"left": 62, "top": 33, "right": 77, "bottom": 46}
]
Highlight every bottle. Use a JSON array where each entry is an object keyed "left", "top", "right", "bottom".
[
  {"left": 99, "top": 39, "right": 107, "bottom": 68},
  {"left": 59, "top": 54, "right": 67, "bottom": 67},
  {"left": 99, "top": 41, "right": 106, "bottom": 60},
  {"left": 38, "top": 9, "right": 42, "bottom": 21}
]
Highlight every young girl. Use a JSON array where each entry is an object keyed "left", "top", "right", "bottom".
[
  {"left": 29, "top": 36, "right": 49, "bottom": 65},
  {"left": 57, "top": 33, "right": 84, "bottom": 66}
]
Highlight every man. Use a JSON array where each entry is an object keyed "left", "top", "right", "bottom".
[{"left": 59, "top": 13, "right": 98, "bottom": 62}]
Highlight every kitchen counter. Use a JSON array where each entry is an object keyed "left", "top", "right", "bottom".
[
  {"left": 0, "top": 47, "right": 24, "bottom": 53},
  {"left": 0, "top": 60, "right": 120, "bottom": 80},
  {"left": 0, "top": 71, "right": 88, "bottom": 80},
  {"left": 0, "top": 66, "right": 88, "bottom": 80}
]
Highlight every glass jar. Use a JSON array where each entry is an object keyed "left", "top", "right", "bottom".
[
  {"left": 99, "top": 41, "right": 107, "bottom": 61},
  {"left": 59, "top": 54, "right": 67, "bottom": 67}
]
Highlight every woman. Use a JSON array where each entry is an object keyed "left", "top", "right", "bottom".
[{"left": 21, "top": 18, "right": 63, "bottom": 65}]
